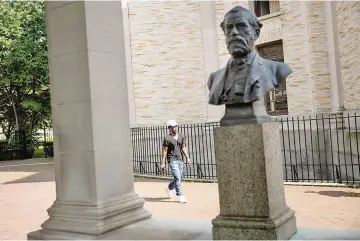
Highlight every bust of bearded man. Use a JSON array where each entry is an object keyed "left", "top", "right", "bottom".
[{"left": 207, "top": 6, "right": 292, "bottom": 126}]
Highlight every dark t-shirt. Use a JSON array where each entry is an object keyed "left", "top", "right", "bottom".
[{"left": 162, "top": 133, "right": 186, "bottom": 162}]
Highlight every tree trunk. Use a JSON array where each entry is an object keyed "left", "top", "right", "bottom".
[{"left": 11, "top": 95, "right": 19, "bottom": 133}]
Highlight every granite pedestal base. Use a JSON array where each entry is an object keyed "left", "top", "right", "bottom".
[{"left": 212, "top": 123, "right": 297, "bottom": 240}]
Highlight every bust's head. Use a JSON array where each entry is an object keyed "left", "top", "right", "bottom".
[{"left": 220, "top": 6, "right": 262, "bottom": 58}]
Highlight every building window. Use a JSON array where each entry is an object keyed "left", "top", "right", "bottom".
[
  {"left": 256, "top": 40, "right": 288, "bottom": 116},
  {"left": 254, "top": 0, "right": 280, "bottom": 17}
]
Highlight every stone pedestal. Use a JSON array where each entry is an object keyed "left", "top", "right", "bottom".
[
  {"left": 28, "top": 1, "right": 151, "bottom": 239},
  {"left": 212, "top": 122, "right": 297, "bottom": 240}
]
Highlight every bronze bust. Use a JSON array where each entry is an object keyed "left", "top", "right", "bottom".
[{"left": 208, "top": 6, "right": 292, "bottom": 126}]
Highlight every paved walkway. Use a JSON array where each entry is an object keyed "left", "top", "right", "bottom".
[{"left": 0, "top": 159, "right": 360, "bottom": 240}]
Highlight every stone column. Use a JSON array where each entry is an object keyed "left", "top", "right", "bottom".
[
  {"left": 325, "top": 1, "right": 344, "bottom": 114},
  {"left": 212, "top": 123, "right": 297, "bottom": 240},
  {"left": 121, "top": 0, "right": 137, "bottom": 127},
  {"left": 200, "top": 1, "right": 224, "bottom": 122},
  {"left": 28, "top": 1, "right": 151, "bottom": 239}
]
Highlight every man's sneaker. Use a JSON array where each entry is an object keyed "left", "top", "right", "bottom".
[
  {"left": 178, "top": 195, "right": 187, "bottom": 203},
  {"left": 165, "top": 187, "right": 173, "bottom": 199}
]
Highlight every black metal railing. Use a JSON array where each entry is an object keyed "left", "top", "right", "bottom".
[
  {"left": 277, "top": 113, "right": 360, "bottom": 184},
  {"left": 42, "top": 128, "right": 54, "bottom": 158},
  {"left": 0, "top": 130, "right": 34, "bottom": 161},
  {"left": 131, "top": 113, "right": 360, "bottom": 184},
  {"left": 0, "top": 129, "right": 54, "bottom": 161},
  {"left": 2, "top": 113, "right": 359, "bottom": 184}
]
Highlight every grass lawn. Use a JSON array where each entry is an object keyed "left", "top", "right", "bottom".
[{"left": 33, "top": 146, "right": 46, "bottom": 158}]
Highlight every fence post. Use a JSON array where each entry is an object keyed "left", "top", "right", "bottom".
[
  {"left": 291, "top": 165, "right": 298, "bottom": 182},
  {"left": 196, "top": 164, "right": 204, "bottom": 179},
  {"left": 139, "top": 161, "right": 145, "bottom": 174},
  {"left": 335, "top": 165, "right": 342, "bottom": 183}
]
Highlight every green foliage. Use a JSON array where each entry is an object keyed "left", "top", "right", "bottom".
[
  {"left": 0, "top": 0, "right": 50, "bottom": 149},
  {"left": 33, "top": 146, "right": 45, "bottom": 158}
]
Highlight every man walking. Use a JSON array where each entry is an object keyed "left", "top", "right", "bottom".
[{"left": 161, "top": 120, "right": 191, "bottom": 203}]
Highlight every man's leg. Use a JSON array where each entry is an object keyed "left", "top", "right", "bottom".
[
  {"left": 167, "top": 161, "right": 175, "bottom": 192},
  {"left": 179, "top": 161, "right": 184, "bottom": 179},
  {"left": 164, "top": 161, "right": 174, "bottom": 198},
  {"left": 168, "top": 161, "right": 183, "bottom": 196}
]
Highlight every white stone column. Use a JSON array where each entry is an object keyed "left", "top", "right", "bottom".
[
  {"left": 200, "top": 1, "right": 225, "bottom": 122},
  {"left": 28, "top": 1, "right": 151, "bottom": 239},
  {"left": 122, "top": 0, "right": 137, "bottom": 127},
  {"left": 325, "top": 1, "right": 344, "bottom": 114}
]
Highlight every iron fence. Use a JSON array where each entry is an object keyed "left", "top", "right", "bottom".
[
  {"left": 277, "top": 113, "right": 360, "bottom": 184},
  {"left": 42, "top": 128, "right": 54, "bottom": 158},
  {"left": 0, "top": 130, "right": 33, "bottom": 161},
  {"left": 0, "top": 128, "right": 54, "bottom": 161},
  {"left": 132, "top": 113, "right": 360, "bottom": 184},
  {"left": 2, "top": 113, "right": 359, "bottom": 184}
]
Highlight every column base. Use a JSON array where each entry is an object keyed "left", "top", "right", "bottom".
[
  {"left": 212, "top": 208, "right": 297, "bottom": 240},
  {"left": 27, "top": 193, "right": 151, "bottom": 240}
]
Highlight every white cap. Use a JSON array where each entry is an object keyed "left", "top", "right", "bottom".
[{"left": 167, "top": 120, "right": 178, "bottom": 127}]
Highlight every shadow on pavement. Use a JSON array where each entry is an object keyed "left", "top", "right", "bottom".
[
  {"left": 134, "top": 177, "right": 169, "bottom": 183},
  {"left": 0, "top": 161, "right": 55, "bottom": 184},
  {"left": 143, "top": 197, "right": 179, "bottom": 203},
  {"left": 305, "top": 190, "right": 360, "bottom": 197},
  {"left": 0, "top": 161, "right": 171, "bottom": 185},
  {"left": 3, "top": 171, "right": 55, "bottom": 184}
]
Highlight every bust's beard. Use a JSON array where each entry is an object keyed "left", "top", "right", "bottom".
[
  {"left": 228, "top": 46, "right": 251, "bottom": 58},
  {"left": 227, "top": 38, "right": 254, "bottom": 58}
]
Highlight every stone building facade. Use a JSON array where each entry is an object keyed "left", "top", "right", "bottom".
[{"left": 122, "top": 0, "right": 360, "bottom": 127}]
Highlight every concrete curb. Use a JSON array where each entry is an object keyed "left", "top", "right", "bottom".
[{"left": 134, "top": 173, "right": 360, "bottom": 188}]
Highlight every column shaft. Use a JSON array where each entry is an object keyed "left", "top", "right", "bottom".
[{"left": 28, "top": 1, "right": 151, "bottom": 239}]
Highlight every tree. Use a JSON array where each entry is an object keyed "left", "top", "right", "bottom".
[{"left": 0, "top": 0, "right": 50, "bottom": 151}]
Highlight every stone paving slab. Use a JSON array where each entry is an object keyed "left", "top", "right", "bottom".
[{"left": 0, "top": 160, "right": 360, "bottom": 240}]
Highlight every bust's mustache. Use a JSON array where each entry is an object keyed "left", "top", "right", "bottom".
[{"left": 229, "top": 36, "right": 248, "bottom": 46}]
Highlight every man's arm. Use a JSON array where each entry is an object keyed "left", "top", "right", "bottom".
[
  {"left": 181, "top": 136, "right": 191, "bottom": 165},
  {"left": 161, "top": 146, "right": 168, "bottom": 167},
  {"left": 161, "top": 139, "right": 168, "bottom": 168},
  {"left": 182, "top": 146, "right": 191, "bottom": 166}
]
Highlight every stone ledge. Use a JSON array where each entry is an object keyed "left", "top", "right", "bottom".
[{"left": 258, "top": 10, "right": 285, "bottom": 21}]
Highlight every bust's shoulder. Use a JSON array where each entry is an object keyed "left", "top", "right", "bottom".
[
  {"left": 261, "top": 57, "right": 288, "bottom": 69},
  {"left": 260, "top": 57, "right": 292, "bottom": 79},
  {"left": 210, "top": 66, "right": 227, "bottom": 78}
]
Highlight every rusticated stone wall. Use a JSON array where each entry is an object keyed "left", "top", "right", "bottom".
[
  {"left": 281, "top": 1, "right": 332, "bottom": 116},
  {"left": 336, "top": 1, "right": 360, "bottom": 110},
  {"left": 128, "top": 1, "right": 207, "bottom": 125},
  {"left": 305, "top": 1, "right": 332, "bottom": 114},
  {"left": 281, "top": 1, "right": 312, "bottom": 115}
]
